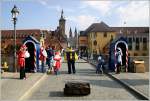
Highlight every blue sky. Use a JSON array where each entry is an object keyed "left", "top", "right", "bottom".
[{"left": 1, "top": 0, "right": 149, "bottom": 37}]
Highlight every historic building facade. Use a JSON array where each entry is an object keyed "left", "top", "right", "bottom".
[
  {"left": 79, "top": 21, "right": 149, "bottom": 57},
  {"left": 112, "top": 27, "right": 149, "bottom": 56}
]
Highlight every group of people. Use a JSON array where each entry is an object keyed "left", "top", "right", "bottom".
[
  {"left": 40, "top": 46, "right": 79, "bottom": 75},
  {"left": 17, "top": 44, "right": 79, "bottom": 80},
  {"left": 17, "top": 43, "right": 123, "bottom": 80},
  {"left": 39, "top": 45, "right": 62, "bottom": 75},
  {"left": 96, "top": 47, "right": 123, "bottom": 74}
]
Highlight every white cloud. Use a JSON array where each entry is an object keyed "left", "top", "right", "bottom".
[
  {"left": 67, "top": 15, "right": 98, "bottom": 30},
  {"left": 48, "top": 5, "right": 61, "bottom": 12},
  {"left": 38, "top": 0, "right": 48, "bottom": 6},
  {"left": 38, "top": 0, "right": 74, "bottom": 14},
  {"left": 117, "top": 1, "right": 149, "bottom": 26},
  {"left": 80, "top": 1, "right": 149, "bottom": 26},
  {"left": 81, "top": 1, "right": 112, "bottom": 15},
  {"left": 38, "top": 0, "right": 61, "bottom": 12},
  {"left": 51, "top": 6, "right": 74, "bottom": 13}
]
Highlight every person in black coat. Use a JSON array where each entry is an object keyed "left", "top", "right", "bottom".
[{"left": 64, "top": 47, "right": 78, "bottom": 74}]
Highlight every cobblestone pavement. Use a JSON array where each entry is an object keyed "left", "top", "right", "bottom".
[{"left": 26, "top": 59, "right": 138, "bottom": 100}]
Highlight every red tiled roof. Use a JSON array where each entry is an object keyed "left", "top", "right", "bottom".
[
  {"left": 1, "top": 29, "right": 41, "bottom": 38},
  {"left": 84, "top": 21, "right": 115, "bottom": 34},
  {"left": 82, "top": 22, "right": 149, "bottom": 36}
]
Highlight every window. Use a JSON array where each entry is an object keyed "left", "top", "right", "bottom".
[
  {"left": 93, "top": 50, "right": 97, "bottom": 54},
  {"left": 42, "top": 32, "right": 46, "bottom": 39},
  {"left": 135, "top": 38, "right": 139, "bottom": 50},
  {"left": 104, "top": 32, "right": 107, "bottom": 37},
  {"left": 90, "top": 33, "right": 92, "bottom": 39},
  {"left": 134, "top": 53, "right": 138, "bottom": 56},
  {"left": 110, "top": 35, "right": 113, "bottom": 41},
  {"left": 143, "top": 38, "right": 147, "bottom": 50},
  {"left": 119, "top": 30, "right": 122, "bottom": 34},
  {"left": 128, "top": 38, "right": 132, "bottom": 50},
  {"left": 142, "top": 53, "right": 147, "bottom": 56},
  {"left": 128, "top": 53, "right": 130, "bottom": 56},
  {"left": 140, "top": 37, "right": 142, "bottom": 42},
  {"left": 94, "top": 32, "right": 97, "bottom": 39}
]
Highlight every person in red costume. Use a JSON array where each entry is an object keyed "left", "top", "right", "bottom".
[
  {"left": 53, "top": 52, "right": 62, "bottom": 75},
  {"left": 17, "top": 45, "right": 30, "bottom": 79}
]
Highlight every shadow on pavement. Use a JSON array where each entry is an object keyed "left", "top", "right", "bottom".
[
  {"left": 81, "top": 79, "right": 124, "bottom": 88},
  {"left": 1, "top": 77, "right": 20, "bottom": 80},
  {"left": 49, "top": 91, "right": 64, "bottom": 97},
  {"left": 120, "top": 79, "right": 149, "bottom": 86},
  {"left": 49, "top": 91, "right": 90, "bottom": 97},
  {"left": 60, "top": 70, "right": 68, "bottom": 74}
]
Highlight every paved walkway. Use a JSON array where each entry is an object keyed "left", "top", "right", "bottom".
[
  {"left": 25, "top": 59, "right": 138, "bottom": 100},
  {"left": 84, "top": 57, "right": 149, "bottom": 99},
  {"left": 1, "top": 72, "right": 46, "bottom": 100},
  {"left": 1, "top": 58, "right": 148, "bottom": 100},
  {"left": 108, "top": 72, "right": 149, "bottom": 98}
]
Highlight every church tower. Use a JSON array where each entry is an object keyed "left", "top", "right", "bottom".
[
  {"left": 74, "top": 27, "right": 77, "bottom": 38},
  {"left": 74, "top": 27, "right": 78, "bottom": 48},
  {"left": 59, "top": 9, "right": 66, "bottom": 36},
  {"left": 69, "top": 27, "right": 72, "bottom": 38}
]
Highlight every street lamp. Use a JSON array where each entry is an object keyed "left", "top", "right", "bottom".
[{"left": 11, "top": 5, "right": 19, "bottom": 72}]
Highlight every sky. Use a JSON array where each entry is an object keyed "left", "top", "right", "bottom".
[{"left": 1, "top": 0, "right": 149, "bottom": 37}]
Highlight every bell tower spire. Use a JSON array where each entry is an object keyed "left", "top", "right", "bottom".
[
  {"left": 61, "top": 9, "right": 64, "bottom": 19},
  {"left": 69, "top": 27, "right": 72, "bottom": 38},
  {"left": 59, "top": 9, "right": 66, "bottom": 36}
]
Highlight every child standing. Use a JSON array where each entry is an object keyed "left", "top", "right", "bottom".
[{"left": 53, "top": 52, "right": 62, "bottom": 75}]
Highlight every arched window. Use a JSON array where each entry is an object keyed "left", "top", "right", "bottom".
[
  {"left": 142, "top": 38, "right": 147, "bottom": 50},
  {"left": 104, "top": 32, "right": 107, "bottom": 37}
]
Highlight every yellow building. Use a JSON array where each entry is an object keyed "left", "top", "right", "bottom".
[
  {"left": 78, "top": 22, "right": 116, "bottom": 57},
  {"left": 79, "top": 21, "right": 149, "bottom": 57},
  {"left": 88, "top": 31, "right": 116, "bottom": 55}
]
